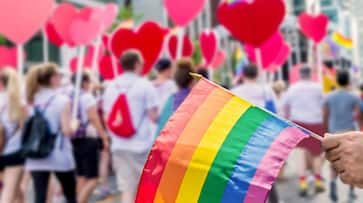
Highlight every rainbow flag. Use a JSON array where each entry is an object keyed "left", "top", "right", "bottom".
[
  {"left": 137, "top": 78, "right": 311, "bottom": 203},
  {"left": 331, "top": 31, "right": 353, "bottom": 49}
]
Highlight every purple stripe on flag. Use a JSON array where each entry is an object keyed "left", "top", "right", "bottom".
[{"left": 244, "top": 127, "right": 309, "bottom": 203}]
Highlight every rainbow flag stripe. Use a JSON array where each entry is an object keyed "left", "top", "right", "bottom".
[
  {"left": 137, "top": 78, "right": 310, "bottom": 203},
  {"left": 332, "top": 31, "right": 353, "bottom": 49}
]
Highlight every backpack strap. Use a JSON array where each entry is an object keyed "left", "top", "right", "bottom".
[{"left": 36, "top": 94, "right": 58, "bottom": 114}]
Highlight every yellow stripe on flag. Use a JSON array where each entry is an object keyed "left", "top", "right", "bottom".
[{"left": 175, "top": 96, "right": 252, "bottom": 203}]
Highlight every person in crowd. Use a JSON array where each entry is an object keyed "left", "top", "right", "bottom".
[
  {"left": 0, "top": 67, "right": 27, "bottom": 203},
  {"left": 71, "top": 71, "right": 110, "bottom": 203},
  {"left": 197, "top": 68, "right": 209, "bottom": 79},
  {"left": 323, "top": 69, "right": 360, "bottom": 202},
  {"left": 272, "top": 80, "right": 287, "bottom": 117},
  {"left": 102, "top": 50, "right": 158, "bottom": 203},
  {"left": 231, "top": 64, "right": 280, "bottom": 203},
  {"left": 25, "top": 63, "right": 77, "bottom": 203},
  {"left": 152, "top": 58, "right": 177, "bottom": 110},
  {"left": 323, "top": 132, "right": 363, "bottom": 188},
  {"left": 232, "top": 64, "right": 276, "bottom": 111},
  {"left": 155, "top": 58, "right": 197, "bottom": 136},
  {"left": 282, "top": 66, "right": 325, "bottom": 196},
  {"left": 172, "top": 59, "right": 197, "bottom": 111}
]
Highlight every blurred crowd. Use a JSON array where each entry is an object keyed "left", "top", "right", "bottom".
[{"left": 0, "top": 49, "right": 362, "bottom": 203}]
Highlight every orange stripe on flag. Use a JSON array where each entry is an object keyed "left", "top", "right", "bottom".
[{"left": 155, "top": 88, "right": 232, "bottom": 203}]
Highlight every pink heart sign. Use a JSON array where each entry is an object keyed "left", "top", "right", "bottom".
[
  {"left": 245, "top": 32, "right": 284, "bottom": 68},
  {"left": 299, "top": 12, "right": 329, "bottom": 44},
  {"left": 0, "top": 46, "right": 26, "bottom": 68},
  {"left": 0, "top": 0, "right": 54, "bottom": 44},
  {"left": 94, "top": 3, "right": 119, "bottom": 33},
  {"left": 69, "top": 17, "right": 101, "bottom": 45},
  {"left": 200, "top": 30, "right": 218, "bottom": 66},
  {"left": 167, "top": 34, "right": 194, "bottom": 60},
  {"left": 50, "top": 3, "right": 102, "bottom": 46},
  {"left": 217, "top": 0, "right": 285, "bottom": 47},
  {"left": 164, "top": 0, "right": 206, "bottom": 27},
  {"left": 266, "top": 43, "right": 291, "bottom": 72},
  {"left": 210, "top": 49, "right": 226, "bottom": 69}
]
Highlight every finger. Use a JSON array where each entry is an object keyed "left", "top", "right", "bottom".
[
  {"left": 325, "top": 146, "right": 342, "bottom": 162},
  {"left": 331, "top": 160, "right": 345, "bottom": 173},
  {"left": 322, "top": 133, "right": 346, "bottom": 151},
  {"left": 340, "top": 171, "right": 353, "bottom": 185}
]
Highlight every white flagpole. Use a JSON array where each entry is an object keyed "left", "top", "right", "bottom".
[
  {"left": 72, "top": 46, "right": 86, "bottom": 119},
  {"left": 17, "top": 44, "right": 24, "bottom": 76},
  {"left": 42, "top": 29, "right": 49, "bottom": 62}
]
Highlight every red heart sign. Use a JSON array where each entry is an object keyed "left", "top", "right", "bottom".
[
  {"left": 69, "top": 45, "right": 105, "bottom": 73},
  {"left": 110, "top": 21, "right": 168, "bottom": 75},
  {"left": 45, "top": 22, "right": 64, "bottom": 47},
  {"left": 0, "top": 0, "right": 54, "bottom": 44},
  {"left": 0, "top": 46, "right": 26, "bottom": 68},
  {"left": 299, "top": 12, "right": 329, "bottom": 44},
  {"left": 102, "top": 34, "right": 110, "bottom": 49},
  {"left": 99, "top": 54, "right": 123, "bottom": 80},
  {"left": 164, "top": 0, "right": 206, "bottom": 27},
  {"left": 200, "top": 30, "right": 218, "bottom": 66},
  {"left": 217, "top": 0, "right": 285, "bottom": 47},
  {"left": 167, "top": 34, "right": 194, "bottom": 60}
]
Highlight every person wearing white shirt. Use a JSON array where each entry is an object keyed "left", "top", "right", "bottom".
[
  {"left": 70, "top": 71, "right": 110, "bottom": 203},
  {"left": 0, "top": 68, "right": 28, "bottom": 203},
  {"left": 282, "top": 66, "right": 325, "bottom": 196},
  {"left": 25, "top": 63, "right": 78, "bottom": 203},
  {"left": 232, "top": 64, "right": 277, "bottom": 110},
  {"left": 152, "top": 58, "right": 177, "bottom": 110},
  {"left": 102, "top": 50, "right": 158, "bottom": 203}
]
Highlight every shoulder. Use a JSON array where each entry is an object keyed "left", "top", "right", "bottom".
[
  {"left": 137, "top": 78, "right": 157, "bottom": 91},
  {"left": 55, "top": 94, "right": 70, "bottom": 105}
]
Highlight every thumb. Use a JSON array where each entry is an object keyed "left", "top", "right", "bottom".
[{"left": 322, "top": 133, "right": 344, "bottom": 151}]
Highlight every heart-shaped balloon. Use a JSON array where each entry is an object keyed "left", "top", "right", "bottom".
[
  {"left": 210, "top": 49, "right": 226, "bottom": 69},
  {"left": 99, "top": 53, "right": 123, "bottom": 80},
  {"left": 266, "top": 43, "right": 290, "bottom": 72},
  {"left": 245, "top": 32, "right": 284, "bottom": 68},
  {"left": 167, "top": 34, "right": 194, "bottom": 60},
  {"left": 200, "top": 30, "right": 218, "bottom": 66},
  {"left": 45, "top": 22, "right": 64, "bottom": 47},
  {"left": 164, "top": 0, "right": 206, "bottom": 27},
  {"left": 0, "top": 46, "right": 26, "bottom": 68},
  {"left": 299, "top": 12, "right": 329, "bottom": 44},
  {"left": 217, "top": 0, "right": 285, "bottom": 47},
  {"left": 110, "top": 21, "right": 168, "bottom": 75},
  {"left": 0, "top": 0, "right": 54, "bottom": 44}
]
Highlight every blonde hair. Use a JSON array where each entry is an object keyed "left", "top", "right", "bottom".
[
  {"left": 1, "top": 67, "right": 25, "bottom": 125},
  {"left": 26, "top": 63, "right": 59, "bottom": 104}
]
